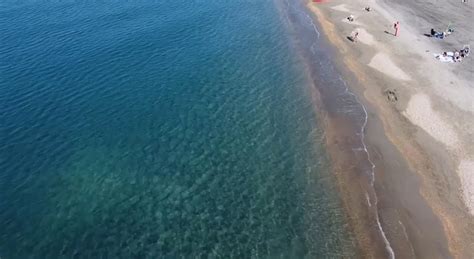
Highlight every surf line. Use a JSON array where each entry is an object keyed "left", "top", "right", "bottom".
[
  {"left": 340, "top": 78, "right": 395, "bottom": 259},
  {"left": 281, "top": 0, "right": 396, "bottom": 257}
]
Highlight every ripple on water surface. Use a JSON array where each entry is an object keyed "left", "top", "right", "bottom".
[{"left": 0, "top": 0, "right": 355, "bottom": 257}]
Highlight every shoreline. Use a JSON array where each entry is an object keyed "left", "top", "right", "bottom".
[
  {"left": 277, "top": 1, "right": 403, "bottom": 256},
  {"left": 305, "top": 0, "right": 474, "bottom": 257}
]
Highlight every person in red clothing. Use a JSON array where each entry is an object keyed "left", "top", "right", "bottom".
[{"left": 394, "top": 21, "right": 400, "bottom": 36}]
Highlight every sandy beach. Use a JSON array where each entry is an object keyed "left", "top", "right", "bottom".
[{"left": 306, "top": 0, "right": 474, "bottom": 257}]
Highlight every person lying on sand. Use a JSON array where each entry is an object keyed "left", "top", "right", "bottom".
[
  {"left": 435, "top": 47, "right": 470, "bottom": 63},
  {"left": 435, "top": 51, "right": 457, "bottom": 63},
  {"left": 430, "top": 28, "right": 446, "bottom": 39},
  {"left": 454, "top": 50, "right": 462, "bottom": 62},
  {"left": 430, "top": 27, "right": 454, "bottom": 39}
]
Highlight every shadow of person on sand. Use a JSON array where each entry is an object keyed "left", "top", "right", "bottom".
[
  {"left": 423, "top": 33, "right": 432, "bottom": 37},
  {"left": 347, "top": 36, "right": 355, "bottom": 42},
  {"left": 384, "top": 30, "right": 394, "bottom": 36}
]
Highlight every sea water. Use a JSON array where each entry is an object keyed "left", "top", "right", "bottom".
[{"left": 0, "top": 0, "right": 355, "bottom": 257}]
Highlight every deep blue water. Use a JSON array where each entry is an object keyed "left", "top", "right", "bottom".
[{"left": 0, "top": 0, "right": 354, "bottom": 257}]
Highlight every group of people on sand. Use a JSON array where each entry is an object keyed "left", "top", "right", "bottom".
[
  {"left": 427, "top": 23, "right": 471, "bottom": 63},
  {"left": 437, "top": 46, "right": 470, "bottom": 63},
  {"left": 343, "top": 5, "right": 470, "bottom": 65},
  {"left": 429, "top": 25, "right": 470, "bottom": 63},
  {"left": 348, "top": 9, "right": 399, "bottom": 43}
]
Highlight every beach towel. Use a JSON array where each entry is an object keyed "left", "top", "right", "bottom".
[
  {"left": 434, "top": 53, "right": 454, "bottom": 63},
  {"left": 434, "top": 32, "right": 445, "bottom": 39}
]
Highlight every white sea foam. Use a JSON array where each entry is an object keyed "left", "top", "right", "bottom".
[
  {"left": 284, "top": 1, "right": 396, "bottom": 257},
  {"left": 340, "top": 78, "right": 395, "bottom": 259}
]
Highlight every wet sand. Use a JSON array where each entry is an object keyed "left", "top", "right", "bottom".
[{"left": 306, "top": 0, "right": 474, "bottom": 258}]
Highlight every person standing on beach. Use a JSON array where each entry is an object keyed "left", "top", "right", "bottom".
[
  {"left": 394, "top": 21, "right": 400, "bottom": 36},
  {"left": 353, "top": 31, "right": 359, "bottom": 42}
]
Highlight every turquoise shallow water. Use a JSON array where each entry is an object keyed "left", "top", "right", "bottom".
[{"left": 0, "top": 0, "right": 355, "bottom": 257}]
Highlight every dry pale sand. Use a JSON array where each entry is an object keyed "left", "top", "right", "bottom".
[
  {"left": 355, "top": 28, "right": 375, "bottom": 45},
  {"left": 371, "top": 0, "right": 474, "bottom": 219},
  {"left": 404, "top": 93, "right": 459, "bottom": 148},
  {"left": 459, "top": 160, "right": 474, "bottom": 215},
  {"left": 308, "top": 0, "right": 474, "bottom": 257},
  {"left": 331, "top": 4, "right": 350, "bottom": 13},
  {"left": 368, "top": 53, "right": 411, "bottom": 81}
]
